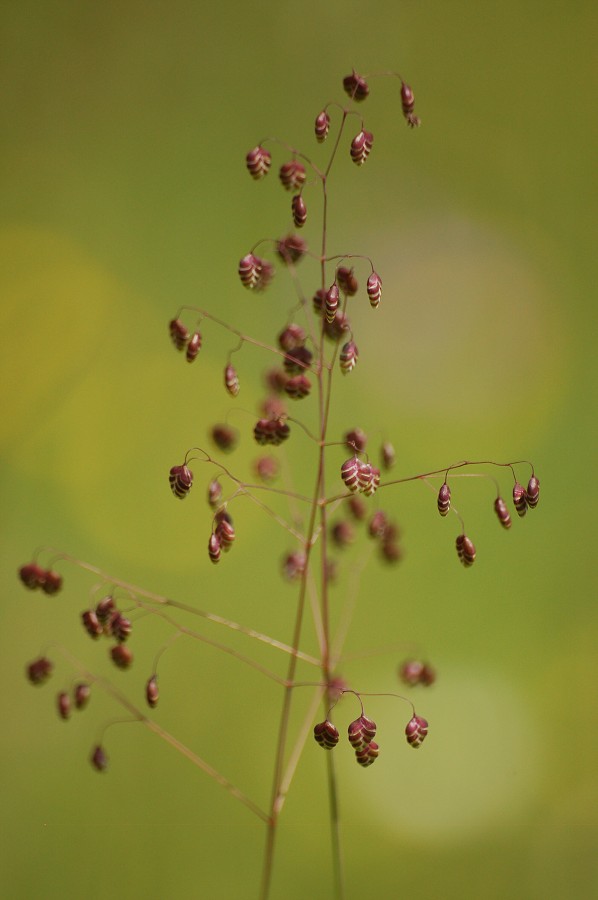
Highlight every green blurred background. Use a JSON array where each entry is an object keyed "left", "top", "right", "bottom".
[{"left": 1, "top": 1, "right": 596, "bottom": 898}]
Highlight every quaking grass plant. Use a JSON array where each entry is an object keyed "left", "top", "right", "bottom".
[{"left": 20, "top": 69, "right": 540, "bottom": 899}]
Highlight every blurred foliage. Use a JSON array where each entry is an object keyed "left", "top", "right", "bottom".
[{"left": 1, "top": 2, "right": 596, "bottom": 898}]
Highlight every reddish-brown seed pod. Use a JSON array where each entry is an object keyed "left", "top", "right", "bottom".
[
  {"left": 313, "top": 720, "right": 340, "bottom": 749},
  {"left": 494, "top": 496, "right": 512, "bottom": 529},
  {"left": 325, "top": 283, "right": 340, "bottom": 324},
  {"left": 312, "top": 288, "right": 326, "bottom": 316},
  {"left": 399, "top": 660, "right": 436, "bottom": 687},
  {"left": 340, "top": 340, "right": 359, "bottom": 374},
  {"left": 81, "top": 609, "right": 103, "bottom": 639},
  {"left": 284, "top": 374, "right": 311, "bottom": 399},
  {"left": 74, "top": 683, "right": 91, "bottom": 709},
  {"left": 208, "top": 533, "right": 221, "bottom": 564},
  {"left": 405, "top": 715, "right": 428, "bottom": 748},
  {"left": 238, "top": 253, "right": 262, "bottom": 289},
  {"left": 211, "top": 424, "right": 238, "bottom": 452},
  {"left": 279, "top": 160, "right": 306, "bottom": 191},
  {"left": 363, "top": 464, "right": 381, "bottom": 497},
  {"left": 401, "top": 82, "right": 420, "bottom": 128},
  {"left": 283, "top": 345, "right": 312, "bottom": 375},
  {"left": 381, "top": 540, "right": 403, "bottom": 564},
  {"left": 456, "top": 533, "right": 476, "bottom": 567},
  {"left": 345, "top": 428, "right": 367, "bottom": 453},
  {"left": 347, "top": 715, "right": 377, "bottom": 751},
  {"left": 367, "top": 272, "right": 382, "bottom": 308},
  {"left": 57, "top": 691, "right": 71, "bottom": 720},
  {"left": 337, "top": 266, "right": 359, "bottom": 296},
  {"left": 314, "top": 110, "right": 330, "bottom": 142},
  {"left": 282, "top": 551, "right": 306, "bottom": 581},
  {"left": 513, "top": 481, "right": 528, "bottom": 517},
  {"left": 276, "top": 234, "right": 307, "bottom": 265},
  {"left": 343, "top": 70, "right": 369, "bottom": 101},
  {"left": 110, "top": 644, "right": 133, "bottom": 669},
  {"left": 437, "top": 483, "right": 451, "bottom": 516},
  {"left": 216, "top": 517, "right": 235, "bottom": 552},
  {"left": 224, "top": 364, "right": 240, "bottom": 397},
  {"left": 186, "top": 331, "right": 202, "bottom": 362},
  {"left": 341, "top": 457, "right": 361, "bottom": 493},
  {"left": 246, "top": 145, "right": 272, "bottom": 180},
  {"left": 324, "top": 310, "right": 351, "bottom": 342},
  {"left": 90, "top": 744, "right": 108, "bottom": 772},
  {"left": 278, "top": 323, "right": 306, "bottom": 351},
  {"left": 40, "top": 569, "right": 63, "bottom": 595},
  {"left": 95, "top": 595, "right": 116, "bottom": 624},
  {"left": 169, "top": 318, "right": 189, "bottom": 351},
  {"left": 255, "top": 455, "right": 279, "bottom": 483},
  {"left": 26, "top": 657, "right": 53, "bottom": 685},
  {"left": 146, "top": 676, "right": 159, "bottom": 709},
  {"left": 18, "top": 562, "right": 46, "bottom": 590},
  {"left": 368, "top": 510, "right": 388, "bottom": 538},
  {"left": 207, "top": 479, "right": 223, "bottom": 508},
  {"left": 355, "top": 740, "right": 379, "bottom": 767},
  {"left": 254, "top": 417, "right": 289, "bottom": 446},
  {"left": 526, "top": 475, "right": 540, "bottom": 509},
  {"left": 350, "top": 130, "right": 374, "bottom": 166},
  {"left": 331, "top": 520, "right": 355, "bottom": 548},
  {"left": 291, "top": 194, "right": 307, "bottom": 228},
  {"left": 110, "top": 613, "right": 132, "bottom": 643},
  {"left": 169, "top": 464, "right": 194, "bottom": 499},
  {"left": 380, "top": 440, "right": 395, "bottom": 470}
]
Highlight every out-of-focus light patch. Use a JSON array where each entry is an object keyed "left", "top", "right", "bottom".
[
  {"left": 352, "top": 669, "right": 541, "bottom": 843},
  {"left": 0, "top": 227, "right": 114, "bottom": 454},
  {"left": 362, "top": 214, "right": 569, "bottom": 437}
]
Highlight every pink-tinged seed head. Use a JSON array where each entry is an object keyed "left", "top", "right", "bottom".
[
  {"left": 211, "top": 425, "right": 238, "bottom": 452},
  {"left": 40, "top": 570, "right": 63, "bottom": 595},
  {"left": 186, "top": 331, "right": 202, "bottom": 362},
  {"left": 81, "top": 608, "right": 103, "bottom": 639},
  {"left": 350, "top": 130, "right": 374, "bottom": 166},
  {"left": 494, "top": 496, "right": 512, "bottom": 529},
  {"left": 456, "top": 533, "right": 476, "bottom": 567},
  {"left": 526, "top": 475, "right": 540, "bottom": 508},
  {"left": 95, "top": 595, "right": 116, "bottom": 624},
  {"left": 276, "top": 234, "right": 307, "bottom": 265},
  {"left": 26, "top": 657, "right": 53, "bottom": 685},
  {"left": 405, "top": 715, "right": 428, "bottom": 748},
  {"left": 146, "top": 676, "right": 159, "bottom": 709},
  {"left": 216, "top": 517, "right": 235, "bottom": 552},
  {"left": 314, "top": 719, "right": 340, "bottom": 749},
  {"left": 169, "top": 464, "right": 194, "bottom": 499},
  {"left": 401, "top": 82, "right": 421, "bottom": 128},
  {"left": 331, "top": 520, "right": 355, "bottom": 548},
  {"left": 380, "top": 440, "right": 395, "bottom": 470},
  {"left": 343, "top": 70, "right": 370, "bottom": 102},
  {"left": 399, "top": 660, "right": 436, "bottom": 687},
  {"left": 337, "top": 266, "right": 359, "bottom": 297},
  {"left": 224, "top": 364, "right": 240, "bottom": 397},
  {"left": 284, "top": 374, "right": 311, "bottom": 400},
  {"left": 246, "top": 145, "right": 272, "bottom": 180},
  {"left": 110, "top": 644, "right": 133, "bottom": 669},
  {"left": 345, "top": 427, "right": 367, "bottom": 453},
  {"left": 169, "top": 318, "right": 189, "bottom": 350},
  {"left": 110, "top": 613, "right": 132, "bottom": 643},
  {"left": 513, "top": 482, "right": 528, "bottom": 517},
  {"left": 355, "top": 741, "right": 379, "bottom": 767},
  {"left": 281, "top": 551, "right": 306, "bottom": 581},
  {"left": 278, "top": 323, "right": 306, "bottom": 351},
  {"left": 367, "top": 272, "right": 382, "bottom": 308},
  {"left": 283, "top": 345, "right": 312, "bottom": 375},
  {"left": 278, "top": 160, "right": 306, "bottom": 191},
  {"left": 208, "top": 533, "right": 221, "bottom": 564},
  {"left": 57, "top": 691, "right": 71, "bottom": 720},
  {"left": 348, "top": 715, "right": 377, "bottom": 751},
  {"left": 339, "top": 340, "right": 359, "bottom": 374},
  {"left": 437, "top": 483, "right": 451, "bottom": 516},
  {"left": 341, "top": 457, "right": 361, "bottom": 493},
  {"left": 291, "top": 194, "right": 307, "bottom": 228},
  {"left": 325, "top": 283, "right": 340, "bottom": 324},
  {"left": 90, "top": 744, "right": 108, "bottom": 772},
  {"left": 74, "top": 683, "right": 91, "bottom": 709},
  {"left": 238, "top": 253, "right": 262, "bottom": 289},
  {"left": 207, "top": 479, "right": 223, "bottom": 508},
  {"left": 18, "top": 562, "right": 46, "bottom": 590},
  {"left": 315, "top": 110, "right": 330, "bottom": 142}
]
